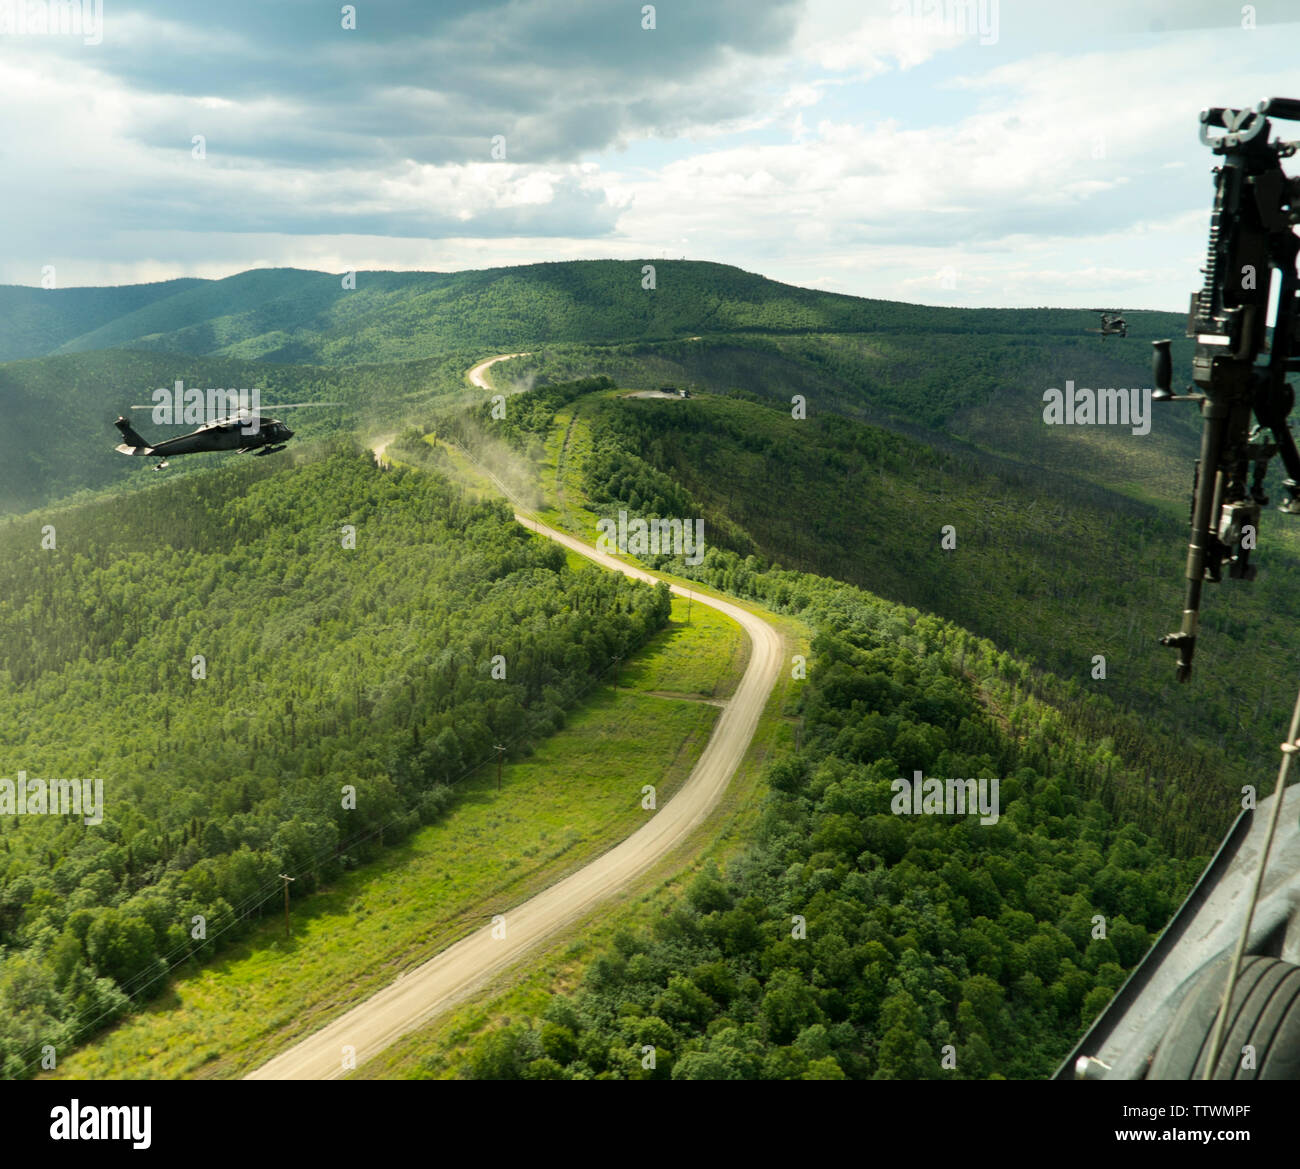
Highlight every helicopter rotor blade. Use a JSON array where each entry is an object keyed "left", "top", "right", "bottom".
[
  {"left": 252, "top": 402, "right": 346, "bottom": 410},
  {"left": 128, "top": 401, "right": 346, "bottom": 411},
  {"left": 127, "top": 404, "right": 258, "bottom": 411}
]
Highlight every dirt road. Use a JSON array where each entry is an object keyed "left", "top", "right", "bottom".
[
  {"left": 246, "top": 382, "right": 781, "bottom": 1081},
  {"left": 467, "top": 352, "right": 531, "bottom": 390}
]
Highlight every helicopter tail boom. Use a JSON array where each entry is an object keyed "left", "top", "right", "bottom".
[{"left": 113, "top": 416, "right": 154, "bottom": 455}]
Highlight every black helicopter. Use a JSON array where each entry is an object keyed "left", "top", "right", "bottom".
[
  {"left": 1089, "top": 309, "right": 1128, "bottom": 339},
  {"left": 113, "top": 403, "right": 338, "bottom": 470}
]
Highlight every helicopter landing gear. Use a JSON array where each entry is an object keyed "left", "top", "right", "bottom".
[{"left": 1148, "top": 955, "right": 1300, "bottom": 1079}]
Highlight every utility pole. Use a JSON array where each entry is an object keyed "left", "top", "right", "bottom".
[
  {"left": 495, "top": 743, "right": 506, "bottom": 791},
  {"left": 612, "top": 655, "right": 622, "bottom": 693},
  {"left": 279, "top": 873, "right": 295, "bottom": 937},
  {"left": 686, "top": 592, "right": 692, "bottom": 625}
]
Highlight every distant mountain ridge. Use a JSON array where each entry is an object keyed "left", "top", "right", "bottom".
[
  {"left": 0, "top": 260, "right": 1183, "bottom": 367},
  {"left": 0, "top": 259, "right": 1193, "bottom": 518},
  {"left": 0, "top": 278, "right": 207, "bottom": 363}
]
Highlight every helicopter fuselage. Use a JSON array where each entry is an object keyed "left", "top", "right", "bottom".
[{"left": 114, "top": 413, "right": 294, "bottom": 464}]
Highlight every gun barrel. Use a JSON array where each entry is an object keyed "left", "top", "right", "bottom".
[
  {"left": 1166, "top": 404, "right": 1229, "bottom": 681},
  {"left": 1259, "top": 97, "right": 1300, "bottom": 122}
]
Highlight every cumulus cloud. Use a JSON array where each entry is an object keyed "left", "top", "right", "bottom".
[{"left": 2, "top": 0, "right": 1298, "bottom": 306}]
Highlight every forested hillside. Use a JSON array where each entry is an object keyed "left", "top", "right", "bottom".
[
  {"left": 0, "top": 440, "right": 672, "bottom": 1077},
  {"left": 484, "top": 327, "right": 1202, "bottom": 501},
  {"left": 2, "top": 261, "right": 1175, "bottom": 369},
  {"left": 571, "top": 392, "right": 1300, "bottom": 798},
  {"left": 433, "top": 379, "right": 1291, "bottom": 849},
  {"left": 4, "top": 260, "right": 1283, "bottom": 1084},
  {"left": 0, "top": 279, "right": 205, "bottom": 363},
  {"left": 403, "top": 372, "right": 1276, "bottom": 1080},
  {"left": 4, "top": 263, "right": 1200, "bottom": 530},
  {"left": 448, "top": 568, "right": 1202, "bottom": 1080}
]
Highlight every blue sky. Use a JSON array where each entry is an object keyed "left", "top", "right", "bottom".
[{"left": 2, "top": 0, "right": 1298, "bottom": 308}]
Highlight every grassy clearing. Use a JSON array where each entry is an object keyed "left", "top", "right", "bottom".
[
  {"left": 535, "top": 395, "right": 612, "bottom": 538},
  {"left": 625, "top": 597, "right": 747, "bottom": 700},
  {"left": 542, "top": 399, "right": 600, "bottom": 518},
  {"left": 50, "top": 607, "right": 739, "bottom": 1080},
  {"left": 355, "top": 608, "right": 809, "bottom": 1080},
  {"left": 419, "top": 436, "right": 499, "bottom": 502}
]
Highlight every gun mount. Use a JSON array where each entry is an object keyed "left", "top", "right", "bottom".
[{"left": 1154, "top": 98, "right": 1300, "bottom": 682}]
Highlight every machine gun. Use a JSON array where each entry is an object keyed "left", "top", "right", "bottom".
[
  {"left": 1053, "top": 101, "right": 1300, "bottom": 1087},
  {"left": 1155, "top": 98, "right": 1300, "bottom": 681}
]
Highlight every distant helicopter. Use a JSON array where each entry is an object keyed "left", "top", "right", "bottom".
[
  {"left": 1089, "top": 309, "right": 1128, "bottom": 339},
  {"left": 113, "top": 403, "right": 340, "bottom": 470}
]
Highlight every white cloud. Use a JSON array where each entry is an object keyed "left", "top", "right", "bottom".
[
  {"left": 792, "top": 0, "right": 966, "bottom": 75},
  {"left": 3, "top": 0, "right": 1298, "bottom": 314}
]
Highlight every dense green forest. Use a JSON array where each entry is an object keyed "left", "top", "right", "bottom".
[
  {"left": 447, "top": 571, "right": 1204, "bottom": 1080},
  {"left": 583, "top": 393, "right": 1300, "bottom": 788},
  {"left": 0, "top": 441, "right": 672, "bottom": 1077}
]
